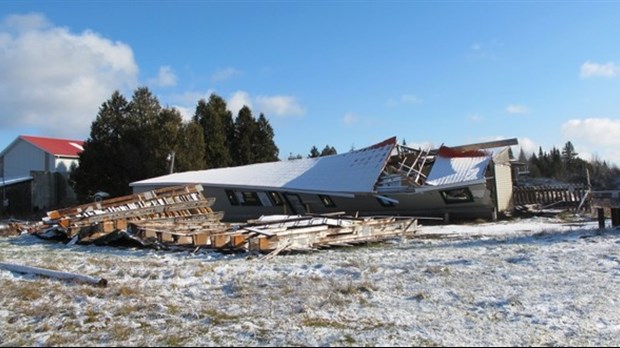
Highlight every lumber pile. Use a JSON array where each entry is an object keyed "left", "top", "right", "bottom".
[
  {"left": 15, "top": 186, "right": 418, "bottom": 255},
  {"left": 18, "top": 184, "right": 227, "bottom": 247},
  {"left": 213, "top": 214, "right": 418, "bottom": 255}
]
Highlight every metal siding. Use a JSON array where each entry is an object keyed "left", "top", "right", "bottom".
[
  {"left": 494, "top": 162, "right": 513, "bottom": 212},
  {"left": 4, "top": 139, "right": 46, "bottom": 178},
  {"left": 425, "top": 156, "right": 491, "bottom": 186},
  {"left": 492, "top": 149, "right": 513, "bottom": 212}
]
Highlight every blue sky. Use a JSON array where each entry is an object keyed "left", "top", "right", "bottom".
[{"left": 1, "top": 1, "right": 620, "bottom": 166}]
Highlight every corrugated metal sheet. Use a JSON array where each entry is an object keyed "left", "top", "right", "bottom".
[
  {"left": 131, "top": 137, "right": 396, "bottom": 194},
  {"left": 425, "top": 156, "right": 491, "bottom": 186}
]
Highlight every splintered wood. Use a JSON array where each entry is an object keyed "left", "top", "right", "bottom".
[{"left": 18, "top": 185, "right": 418, "bottom": 255}]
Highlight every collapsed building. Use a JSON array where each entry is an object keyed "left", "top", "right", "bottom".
[{"left": 130, "top": 137, "right": 518, "bottom": 223}]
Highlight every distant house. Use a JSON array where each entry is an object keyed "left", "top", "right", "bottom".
[
  {"left": 0, "top": 135, "right": 84, "bottom": 215},
  {"left": 131, "top": 136, "right": 518, "bottom": 223}
]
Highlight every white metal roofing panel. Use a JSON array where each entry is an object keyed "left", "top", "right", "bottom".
[
  {"left": 131, "top": 138, "right": 395, "bottom": 194},
  {"left": 0, "top": 176, "right": 34, "bottom": 188},
  {"left": 425, "top": 156, "right": 491, "bottom": 186}
]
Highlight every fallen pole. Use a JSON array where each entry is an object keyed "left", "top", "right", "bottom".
[{"left": 0, "top": 262, "right": 108, "bottom": 287}]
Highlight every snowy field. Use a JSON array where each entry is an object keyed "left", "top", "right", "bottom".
[{"left": 1, "top": 216, "right": 620, "bottom": 347}]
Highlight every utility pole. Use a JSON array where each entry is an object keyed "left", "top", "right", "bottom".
[{"left": 167, "top": 151, "right": 176, "bottom": 174}]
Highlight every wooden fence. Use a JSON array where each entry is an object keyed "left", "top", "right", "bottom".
[{"left": 513, "top": 185, "right": 589, "bottom": 208}]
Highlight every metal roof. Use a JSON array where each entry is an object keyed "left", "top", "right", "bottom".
[
  {"left": 0, "top": 176, "right": 34, "bottom": 188},
  {"left": 425, "top": 155, "right": 491, "bottom": 186},
  {"left": 131, "top": 137, "right": 397, "bottom": 194},
  {"left": 20, "top": 135, "right": 84, "bottom": 157}
]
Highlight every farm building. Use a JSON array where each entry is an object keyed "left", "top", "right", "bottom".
[
  {"left": 0, "top": 135, "right": 83, "bottom": 216},
  {"left": 131, "top": 136, "right": 518, "bottom": 222}
]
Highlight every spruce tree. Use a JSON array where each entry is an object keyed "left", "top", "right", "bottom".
[
  {"left": 193, "top": 95, "right": 233, "bottom": 168},
  {"left": 70, "top": 90, "right": 130, "bottom": 199},
  {"left": 320, "top": 145, "right": 337, "bottom": 156},
  {"left": 254, "top": 113, "right": 279, "bottom": 163},
  {"left": 232, "top": 106, "right": 257, "bottom": 165},
  {"left": 175, "top": 121, "right": 206, "bottom": 172},
  {"left": 309, "top": 146, "right": 320, "bottom": 158}
]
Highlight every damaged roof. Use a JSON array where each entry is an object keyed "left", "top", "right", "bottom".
[
  {"left": 131, "top": 137, "right": 397, "bottom": 195},
  {"left": 130, "top": 136, "right": 518, "bottom": 195}
]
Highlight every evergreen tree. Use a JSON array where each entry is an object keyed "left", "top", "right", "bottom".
[
  {"left": 151, "top": 107, "right": 184, "bottom": 176},
  {"left": 193, "top": 95, "right": 233, "bottom": 168},
  {"left": 254, "top": 113, "right": 279, "bottom": 163},
  {"left": 308, "top": 146, "right": 320, "bottom": 158},
  {"left": 320, "top": 145, "right": 338, "bottom": 156},
  {"left": 232, "top": 106, "right": 257, "bottom": 165},
  {"left": 70, "top": 90, "right": 130, "bottom": 200},
  {"left": 175, "top": 121, "right": 206, "bottom": 172},
  {"left": 561, "top": 141, "right": 578, "bottom": 162},
  {"left": 70, "top": 87, "right": 205, "bottom": 201},
  {"left": 124, "top": 87, "right": 163, "bottom": 182}
]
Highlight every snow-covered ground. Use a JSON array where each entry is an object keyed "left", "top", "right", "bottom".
[{"left": 1, "top": 216, "right": 619, "bottom": 346}]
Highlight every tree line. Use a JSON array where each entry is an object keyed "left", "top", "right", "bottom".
[
  {"left": 518, "top": 141, "right": 620, "bottom": 189},
  {"left": 70, "top": 87, "right": 279, "bottom": 200}
]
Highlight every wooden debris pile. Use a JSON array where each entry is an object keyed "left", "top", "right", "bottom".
[
  {"left": 19, "top": 184, "right": 226, "bottom": 248},
  {"left": 15, "top": 186, "right": 418, "bottom": 255},
  {"left": 234, "top": 213, "right": 418, "bottom": 256}
]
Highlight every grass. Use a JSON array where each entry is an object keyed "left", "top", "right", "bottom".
[
  {"left": 301, "top": 316, "right": 347, "bottom": 329},
  {"left": 202, "top": 308, "right": 241, "bottom": 325}
]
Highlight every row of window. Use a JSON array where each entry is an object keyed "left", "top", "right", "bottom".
[
  {"left": 225, "top": 190, "right": 338, "bottom": 208},
  {"left": 224, "top": 187, "right": 474, "bottom": 208}
]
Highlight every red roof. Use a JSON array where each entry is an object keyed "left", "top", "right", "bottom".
[{"left": 20, "top": 135, "right": 84, "bottom": 157}]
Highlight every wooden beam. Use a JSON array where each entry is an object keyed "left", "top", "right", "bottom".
[
  {"left": 0, "top": 262, "right": 107, "bottom": 287},
  {"left": 449, "top": 138, "right": 519, "bottom": 152}
]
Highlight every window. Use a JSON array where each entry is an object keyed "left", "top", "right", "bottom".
[
  {"left": 377, "top": 196, "right": 396, "bottom": 207},
  {"left": 319, "top": 194, "right": 336, "bottom": 207},
  {"left": 225, "top": 190, "right": 262, "bottom": 206},
  {"left": 225, "top": 190, "right": 239, "bottom": 206},
  {"left": 240, "top": 191, "right": 261, "bottom": 206},
  {"left": 268, "top": 191, "right": 284, "bottom": 206},
  {"left": 440, "top": 187, "right": 474, "bottom": 204}
]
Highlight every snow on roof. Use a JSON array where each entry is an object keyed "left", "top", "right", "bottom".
[
  {"left": 425, "top": 155, "right": 491, "bottom": 186},
  {"left": 20, "top": 135, "right": 84, "bottom": 157},
  {"left": 132, "top": 137, "right": 397, "bottom": 194}
]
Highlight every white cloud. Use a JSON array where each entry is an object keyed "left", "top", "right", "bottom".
[
  {"left": 466, "top": 40, "right": 501, "bottom": 60},
  {"left": 227, "top": 91, "right": 252, "bottom": 116},
  {"left": 561, "top": 118, "right": 620, "bottom": 146},
  {"left": 468, "top": 114, "right": 483, "bottom": 122},
  {"left": 386, "top": 94, "right": 422, "bottom": 107},
  {"left": 255, "top": 95, "right": 305, "bottom": 117},
  {"left": 0, "top": 13, "right": 138, "bottom": 139},
  {"left": 401, "top": 94, "right": 422, "bottom": 104},
  {"left": 149, "top": 66, "right": 177, "bottom": 87},
  {"left": 170, "top": 105, "right": 194, "bottom": 121},
  {"left": 506, "top": 104, "right": 529, "bottom": 114},
  {"left": 517, "top": 137, "right": 538, "bottom": 157},
  {"left": 561, "top": 118, "right": 620, "bottom": 165},
  {"left": 164, "top": 89, "right": 216, "bottom": 120},
  {"left": 580, "top": 61, "right": 618, "bottom": 78},
  {"left": 342, "top": 112, "right": 358, "bottom": 125},
  {"left": 211, "top": 67, "right": 242, "bottom": 82}
]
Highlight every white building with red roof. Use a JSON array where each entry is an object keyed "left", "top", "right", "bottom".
[
  {"left": 0, "top": 135, "right": 84, "bottom": 215},
  {"left": 1, "top": 135, "right": 84, "bottom": 179}
]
